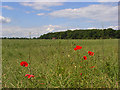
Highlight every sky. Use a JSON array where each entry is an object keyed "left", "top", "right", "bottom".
[{"left": 1, "top": 1, "right": 119, "bottom": 38}]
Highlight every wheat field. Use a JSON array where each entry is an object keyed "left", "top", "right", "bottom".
[{"left": 2, "top": 39, "right": 119, "bottom": 88}]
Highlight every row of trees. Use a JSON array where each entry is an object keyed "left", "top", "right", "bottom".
[
  {"left": 1, "top": 37, "right": 29, "bottom": 39},
  {"left": 2, "top": 28, "right": 120, "bottom": 39},
  {"left": 39, "top": 28, "right": 120, "bottom": 39}
]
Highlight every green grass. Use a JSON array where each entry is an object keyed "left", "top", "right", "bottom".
[{"left": 2, "top": 39, "right": 119, "bottom": 88}]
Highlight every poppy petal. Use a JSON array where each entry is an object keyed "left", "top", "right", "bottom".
[
  {"left": 28, "top": 75, "right": 31, "bottom": 78},
  {"left": 88, "top": 51, "right": 94, "bottom": 56},
  {"left": 76, "top": 46, "right": 82, "bottom": 49},
  {"left": 30, "top": 75, "right": 34, "bottom": 77},
  {"left": 83, "top": 56, "right": 87, "bottom": 60},
  {"left": 25, "top": 74, "right": 30, "bottom": 77},
  {"left": 20, "top": 61, "right": 28, "bottom": 67},
  {"left": 74, "top": 48, "right": 77, "bottom": 51}
]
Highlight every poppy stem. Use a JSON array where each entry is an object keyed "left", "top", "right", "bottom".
[
  {"left": 28, "top": 39, "right": 32, "bottom": 75},
  {"left": 27, "top": 67, "right": 31, "bottom": 74},
  {"left": 29, "top": 50, "right": 31, "bottom": 74},
  {"left": 29, "top": 79, "right": 34, "bottom": 86},
  {"left": 77, "top": 51, "right": 79, "bottom": 62}
]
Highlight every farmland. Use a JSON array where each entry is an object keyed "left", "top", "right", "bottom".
[{"left": 2, "top": 39, "right": 119, "bottom": 88}]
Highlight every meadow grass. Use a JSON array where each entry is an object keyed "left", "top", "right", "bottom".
[{"left": 2, "top": 39, "right": 119, "bottom": 88}]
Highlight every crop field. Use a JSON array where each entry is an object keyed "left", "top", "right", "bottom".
[{"left": 2, "top": 39, "right": 119, "bottom": 88}]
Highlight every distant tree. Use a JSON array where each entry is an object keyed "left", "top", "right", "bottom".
[
  {"left": 37, "top": 29, "right": 120, "bottom": 39},
  {"left": 115, "top": 30, "right": 120, "bottom": 38},
  {"left": 33, "top": 37, "right": 37, "bottom": 39}
]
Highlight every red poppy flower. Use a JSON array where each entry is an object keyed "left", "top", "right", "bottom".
[
  {"left": 88, "top": 51, "right": 94, "bottom": 56},
  {"left": 76, "top": 45, "right": 82, "bottom": 49},
  {"left": 20, "top": 61, "right": 28, "bottom": 67},
  {"left": 25, "top": 74, "right": 34, "bottom": 79},
  {"left": 80, "top": 73, "right": 82, "bottom": 76},
  {"left": 90, "top": 66, "right": 95, "bottom": 68},
  {"left": 88, "top": 51, "right": 92, "bottom": 55},
  {"left": 91, "top": 52, "right": 94, "bottom": 56},
  {"left": 74, "top": 45, "right": 82, "bottom": 51},
  {"left": 74, "top": 48, "right": 77, "bottom": 51},
  {"left": 83, "top": 56, "right": 87, "bottom": 60}
]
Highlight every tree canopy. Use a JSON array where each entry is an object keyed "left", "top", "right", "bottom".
[{"left": 38, "top": 28, "right": 120, "bottom": 39}]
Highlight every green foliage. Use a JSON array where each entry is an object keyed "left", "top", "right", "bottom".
[{"left": 39, "top": 28, "right": 120, "bottom": 39}]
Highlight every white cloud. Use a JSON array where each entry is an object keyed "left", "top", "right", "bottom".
[
  {"left": 36, "top": 13, "right": 45, "bottom": 16},
  {"left": 87, "top": 27, "right": 97, "bottom": 29},
  {"left": 49, "top": 4, "right": 118, "bottom": 22},
  {"left": 87, "top": 26, "right": 118, "bottom": 30},
  {"left": 2, "top": 6, "right": 14, "bottom": 10},
  {"left": 2, "top": 25, "right": 66, "bottom": 37},
  {"left": 107, "top": 26, "right": 118, "bottom": 30},
  {"left": 45, "top": 25, "right": 64, "bottom": 32},
  {"left": 20, "top": 2, "right": 63, "bottom": 10},
  {"left": 0, "top": 16, "right": 11, "bottom": 23}
]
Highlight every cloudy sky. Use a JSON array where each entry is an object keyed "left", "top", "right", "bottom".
[{"left": 1, "top": 1, "right": 118, "bottom": 38}]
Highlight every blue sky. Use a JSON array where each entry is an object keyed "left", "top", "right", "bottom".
[{"left": 1, "top": 2, "right": 118, "bottom": 37}]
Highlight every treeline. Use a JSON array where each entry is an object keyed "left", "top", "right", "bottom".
[
  {"left": 1, "top": 37, "right": 30, "bottom": 39},
  {"left": 1, "top": 37, "right": 40, "bottom": 39},
  {"left": 39, "top": 28, "right": 120, "bottom": 39},
  {"left": 2, "top": 28, "right": 120, "bottom": 39}
]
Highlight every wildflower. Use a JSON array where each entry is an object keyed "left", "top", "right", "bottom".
[
  {"left": 88, "top": 51, "right": 94, "bottom": 56},
  {"left": 76, "top": 45, "right": 82, "bottom": 49},
  {"left": 80, "top": 73, "right": 82, "bottom": 76},
  {"left": 83, "top": 56, "right": 87, "bottom": 60},
  {"left": 90, "top": 66, "right": 95, "bottom": 68},
  {"left": 20, "top": 61, "right": 28, "bottom": 67},
  {"left": 88, "top": 51, "right": 92, "bottom": 55},
  {"left": 74, "top": 48, "right": 77, "bottom": 51},
  {"left": 74, "top": 45, "right": 82, "bottom": 51},
  {"left": 25, "top": 74, "right": 34, "bottom": 79},
  {"left": 68, "top": 55, "right": 70, "bottom": 57},
  {"left": 91, "top": 52, "right": 94, "bottom": 56},
  {"left": 75, "top": 66, "right": 76, "bottom": 68}
]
